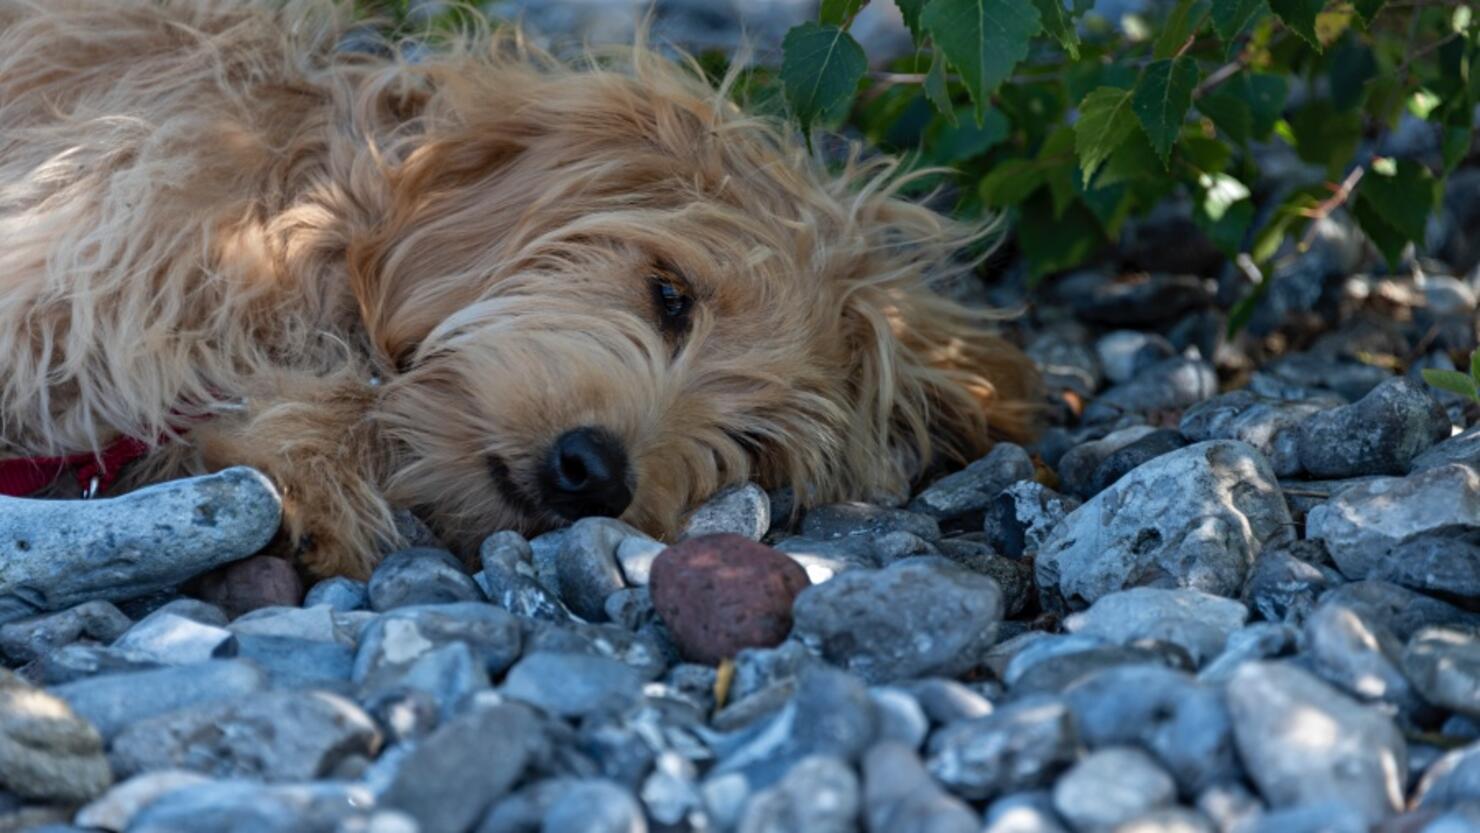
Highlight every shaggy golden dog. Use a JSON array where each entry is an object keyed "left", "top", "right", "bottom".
[{"left": 0, "top": 0, "right": 1037, "bottom": 578}]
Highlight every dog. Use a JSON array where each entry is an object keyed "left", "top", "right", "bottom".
[{"left": 0, "top": 0, "right": 1039, "bottom": 579}]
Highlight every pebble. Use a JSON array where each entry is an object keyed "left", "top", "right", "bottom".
[
  {"left": 1064, "top": 588, "right": 1248, "bottom": 667},
  {"left": 0, "top": 602, "right": 132, "bottom": 665},
  {"left": 108, "top": 690, "right": 380, "bottom": 781},
  {"left": 1063, "top": 664, "right": 1238, "bottom": 794},
  {"left": 869, "top": 687, "right": 929, "bottom": 748},
  {"left": 925, "top": 695, "right": 1080, "bottom": 800},
  {"left": 1029, "top": 326, "right": 1102, "bottom": 400},
  {"left": 0, "top": 670, "right": 111, "bottom": 803},
  {"left": 1242, "top": 542, "right": 1345, "bottom": 624},
  {"left": 1113, "top": 808, "right": 1217, "bottom": 833},
  {"left": 501, "top": 651, "right": 643, "bottom": 718},
  {"left": 1321, "top": 580, "right": 1480, "bottom": 640},
  {"left": 302, "top": 576, "right": 368, "bottom": 611},
  {"left": 1412, "top": 740, "right": 1480, "bottom": 809},
  {"left": 111, "top": 611, "right": 236, "bottom": 665},
  {"left": 983, "top": 481, "right": 1081, "bottom": 559},
  {"left": 353, "top": 603, "right": 521, "bottom": 687},
  {"left": 681, "top": 482, "right": 771, "bottom": 541},
  {"left": 649, "top": 534, "right": 809, "bottom": 665},
  {"left": 907, "top": 444, "right": 1035, "bottom": 527},
  {"left": 737, "top": 755, "right": 859, "bottom": 833},
  {"left": 192, "top": 554, "right": 303, "bottom": 618},
  {"left": 1306, "top": 464, "right": 1480, "bottom": 582},
  {"left": 381, "top": 702, "right": 539, "bottom": 833},
  {"left": 1180, "top": 391, "right": 1333, "bottom": 477},
  {"left": 1226, "top": 661, "right": 1406, "bottom": 823},
  {"left": 1303, "top": 601, "right": 1420, "bottom": 712},
  {"left": 1295, "top": 376, "right": 1451, "bottom": 477},
  {"left": 228, "top": 604, "right": 346, "bottom": 643},
  {"left": 52, "top": 658, "right": 268, "bottom": 739},
  {"left": 234, "top": 633, "right": 354, "bottom": 690},
  {"left": 1410, "top": 423, "right": 1480, "bottom": 472},
  {"left": 27, "top": 643, "right": 161, "bottom": 687},
  {"left": 477, "top": 532, "right": 573, "bottom": 622},
  {"left": 864, "top": 741, "right": 979, "bottom": 833},
  {"left": 898, "top": 678, "right": 992, "bottom": 725},
  {"left": 124, "top": 780, "right": 379, "bottom": 833},
  {"left": 74, "top": 770, "right": 211, "bottom": 831},
  {"left": 367, "top": 548, "right": 484, "bottom": 611},
  {"left": 1056, "top": 426, "right": 1158, "bottom": 499},
  {"left": 791, "top": 557, "right": 1003, "bottom": 683},
  {"left": 1081, "top": 355, "right": 1218, "bottom": 425},
  {"left": 1051, "top": 747, "right": 1177, "bottom": 831},
  {"left": 984, "top": 791, "right": 1070, "bottom": 833},
  {"left": 1097, "top": 330, "right": 1177, "bottom": 385},
  {"left": 555, "top": 517, "right": 641, "bottom": 621},
  {"left": 1036, "top": 441, "right": 1294, "bottom": 609},
  {"left": 541, "top": 779, "right": 647, "bottom": 833},
  {"left": 1403, "top": 628, "right": 1480, "bottom": 719},
  {"left": 0, "top": 467, "right": 281, "bottom": 623},
  {"left": 1086, "top": 429, "right": 1190, "bottom": 496},
  {"left": 800, "top": 503, "right": 940, "bottom": 542}
]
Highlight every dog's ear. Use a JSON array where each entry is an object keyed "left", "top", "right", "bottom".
[{"left": 833, "top": 204, "right": 1040, "bottom": 491}]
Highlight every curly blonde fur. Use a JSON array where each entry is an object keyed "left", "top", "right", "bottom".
[{"left": 0, "top": 0, "right": 1039, "bottom": 578}]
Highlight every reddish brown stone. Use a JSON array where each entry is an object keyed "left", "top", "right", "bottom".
[
  {"left": 193, "top": 554, "right": 304, "bottom": 618},
  {"left": 649, "top": 533, "right": 810, "bottom": 665}
]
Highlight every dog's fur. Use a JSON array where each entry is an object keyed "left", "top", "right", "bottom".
[{"left": 0, "top": 0, "right": 1038, "bottom": 578}]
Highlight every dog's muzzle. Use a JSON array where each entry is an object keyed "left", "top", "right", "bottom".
[{"left": 537, "top": 427, "right": 634, "bottom": 521}]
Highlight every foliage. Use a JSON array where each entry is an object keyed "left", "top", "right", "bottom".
[
  {"left": 1423, "top": 350, "right": 1480, "bottom": 404},
  {"left": 770, "top": 0, "right": 1478, "bottom": 330}
]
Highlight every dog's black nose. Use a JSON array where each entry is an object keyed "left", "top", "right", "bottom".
[{"left": 540, "top": 427, "right": 633, "bottom": 520}]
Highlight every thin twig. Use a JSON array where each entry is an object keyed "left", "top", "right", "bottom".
[
  {"left": 1193, "top": 59, "right": 1243, "bottom": 99},
  {"left": 1297, "top": 165, "right": 1367, "bottom": 249},
  {"left": 1395, "top": 31, "right": 1462, "bottom": 80}
]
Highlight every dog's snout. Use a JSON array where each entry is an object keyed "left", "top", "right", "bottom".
[{"left": 540, "top": 427, "right": 633, "bottom": 520}]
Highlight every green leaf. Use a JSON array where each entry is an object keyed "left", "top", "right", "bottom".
[
  {"left": 924, "top": 50, "right": 957, "bottom": 123},
  {"left": 1132, "top": 57, "right": 1201, "bottom": 167},
  {"left": 1197, "top": 195, "right": 1254, "bottom": 255},
  {"left": 1472, "top": 349, "right": 1480, "bottom": 388},
  {"left": 1442, "top": 125, "right": 1472, "bottom": 172},
  {"left": 780, "top": 23, "right": 869, "bottom": 136},
  {"left": 1032, "top": 0, "right": 1081, "bottom": 57},
  {"left": 896, "top": 0, "right": 928, "bottom": 40},
  {"left": 1421, "top": 369, "right": 1480, "bottom": 401},
  {"left": 1075, "top": 87, "right": 1139, "bottom": 185},
  {"left": 1198, "top": 172, "right": 1251, "bottom": 220},
  {"left": 1352, "top": 0, "right": 1385, "bottom": 27},
  {"left": 930, "top": 105, "right": 1010, "bottom": 161},
  {"left": 1231, "top": 72, "right": 1289, "bottom": 139},
  {"left": 1210, "top": 0, "right": 1266, "bottom": 41},
  {"left": 1154, "top": 0, "right": 1211, "bottom": 59},
  {"left": 1096, "top": 128, "right": 1165, "bottom": 188},
  {"left": 1352, "top": 193, "right": 1409, "bottom": 269},
  {"left": 1197, "top": 92, "right": 1254, "bottom": 143},
  {"left": 1268, "top": 0, "right": 1324, "bottom": 50},
  {"left": 1019, "top": 193, "right": 1105, "bottom": 283},
  {"left": 1288, "top": 100, "right": 1361, "bottom": 177},
  {"left": 1181, "top": 133, "right": 1233, "bottom": 173},
  {"left": 1357, "top": 157, "right": 1438, "bottom": 245},
  {"left": 1328, "top": 35, "right": 1376, "bottom": 111},
  {"left": 821, "top": 0, "right": 870, "bottom": 25},
  {"left": 979, "top": 158, "right": 1052, "bottom": 205},
  {"left": 1227, "top": 275, "right": 1270, "bottom": 336},
  {"left": 922, "top": 0, "right": 1043, "bottom": 123}
]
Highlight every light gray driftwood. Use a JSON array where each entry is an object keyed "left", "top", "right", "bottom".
[{"left": 0, "top": 467, "right": 281, "bottom": 622}]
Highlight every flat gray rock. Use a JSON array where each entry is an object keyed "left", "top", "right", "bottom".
[
  {"left": 0, "top": 467, "right": 281, "bottom": 622},
  {"left": 1064, "top": 587, "right": 1249, "bottom": 667},
  {"left": 1052, "top": 747, "right": 1176, "bottom": 831},
  {"left": 52, "top": 659, "right": 268, "bottom": 739}
]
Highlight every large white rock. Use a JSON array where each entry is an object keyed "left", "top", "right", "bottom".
[{"left": 1036, "top": 441, "right": 1293, "bottom": 608}]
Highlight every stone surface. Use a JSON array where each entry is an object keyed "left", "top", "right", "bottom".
[
  {"left": 501, "top": 651, "right": 643, "bottom": 718},
  {"left": 74, "top": 770, "right": 211, "bottom": 832},
  {"left": 0, "top": 467, "right": 280, "bottom": 622},
  {"left": 302, "top": 577, "right": 368, "bottom": 611},
  {"left": 1295, "top": 377, "right": 1451, "bottom": 478},
  {"left": 52, "top": 659, "right": 268, "bottom": 739},
  {"left": 1403, "top": 628, "right": 1480, "bottom": 718},
  {"left": 983, "top": 481, "right": 1081, "bottom": 559},
  {"left": 1052, "top": 747, "right": 1176, "bottom": 831},
  {"left": 1304, "top": 601, "right": 1419, "bottom": 711},
  {"left": 108, "top": 690, "right": 380, "bottom": 782},
  {"left": 1081, "top": 356, "right": 1218, "bottom": 425},
  {"left": 1410, "top": 423, "right": 1480, "bottom": 472},
  {"left": 0, "top": 670, "right": 110, "bottom": 803},
  {"left": 123, "top": 780, "right": 380, "bottom": 833},
  {"left": 1180, "top": 391, "right": 1333, "bottom": 477},
  {"left": 926, "top": 695, "right": 1080, "bottom": 800},
  {"left": 908, "top": 444, "right": 1035, "bottom": 527},
  {"left": 1064, "top": 588, "right": 1248, "bottom": 666},
  {"left": 1413, "top": 740, "right": 1480, "bottom": 809},
  {"left": 791, "top": 557, "right": 1003, "bottom": 683},
  {"left": 1226, "top": 661, "right": 1406, "bottom": 823},
  {"left": 1306, "top": 464, "right": 1480, "bottom": 582},
  {"left": 649, "top": 534, "right": 810, "bottom": 665},
  {"left": 111, "top": 611, "right": 235, "bottom": 665},
  {"left": 1086, "top": 429, "right": 1190, "bottom": 496},
  {"left": 801, "top": 503, "right": 940, "bottom": 542},
  {"left": 353, "top": 603, "right": 522, "bottom": 687},
  {"left": 381, "top": 703, "right": 539, "bottom": 833},
  {"left": 737, "top": 755, "right": 859, "bottom": 833},
  {"left": 1097, "top": 330, "right": 1177, "bottom": 385},
  {"left": 1036, "top": 441, "right": 1294, "bottom": 608},
  {"left": 682, "top": 483, "right": 771, "bottom": 541},
  {"left": 555, "top": 518, "right": 640, "bottom": 621},
  {"left": 0, "top": 602, "right": 131, "bottom": 665},
  {"left": 367, "top": 548, "right": 483, "bottom": 611},
  {"left": 863, "top": 741, "right": 978, "bottom": 833},
  {"left": 192, "top": 555, "right": 303, "bottom": 618}
]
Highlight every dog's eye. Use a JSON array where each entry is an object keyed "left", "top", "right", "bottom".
[{"left": 649, "top": 273, "right": 694, "bottom": 337}]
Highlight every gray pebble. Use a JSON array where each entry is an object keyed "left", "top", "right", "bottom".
[
  {"left": 1245, "top": 801, "right": 1367, "bottom": 833},
  {"left": 864, "top": 741, "right": 978, "bottom": 833},
  {"left": 1295, "top": 376, "right": 1451, "bottom": 478},
  {"left": 541, "top": 779, "right": 647, "bottom": 833},
  {"left": 1052, "top": 747, "right": 1177, "bottom": 831},
  {"left": 0, "top": 601, "right": 132, "bottom": 664},
  {"left": 1304, "top": 601, "right": 1420, "bottom": 713},
  {"left": 1180, "top": 391, "right": 1335, "bottom": 478},
  {"left": 1087, "top": 429, "right": 1189, "bottom": 496},
  {"left": 925, "top": 695, "right": 1079, "bottom": 800},
  {"left": 737, "top": 755, "right": 859, "bottom": 833},
  {"left": 126, "top": 780, "right": 379, "bottom": 833},
  {"left": 353, "top": 603, "right": 521, "bottom": 687},
  {"left": 869, "top": 687, "right": 929, "bottom": 749},
  {"left": 791, "top": 557, "right": 1002, "bottom": 683},
  {"left": 52, "top": 659, "right": 268, "bottom": 739},
  {"left": 1410, "top": 423, "right": 1480, "bottom": 473},
  {"left": 367, "top": 548, "right": 483, "bottom": 611},
  {"left": 74, "top": 770, "right": 210, "bottom": 832},
  {"left": 555, "top": 517, "right": 641, "bottom": 621},
  {"left": 1097, "top": 331, "right": 1177, "bottom": 385},
  {"left": 1081, "top": 355, "right": 1217, "bottom": 425},
  {"left": 1413, "top": 740, "right": 1480, "bottom": 809},
  {"left": 908, "top": 444, "right": 1035, "bottom": 527},
  {"left": 1057, "top": 426, "right": 1158, "bottom": 499},
  {"left": 0, "top": 671, "right": 111, "bottom": 804},
  {"left": 476, "top": 533, "right": 574, "bottom": 622},
  {"left": 233, "top": 634, "right": 354, "bottom": 691},
  {"left": 1242, "top": 543, "right": 1345, "bottom": 624},
  {"left": 1321, "top": 580, "right": 1480, "bottom": 640},
  {"left": 302, "top": 577, "right": 368, "bottom": 611},
  {"left": 1404, "top": 628, "right": 1480, "bottom": 719},
  {"left": 682, "top": 483, "right": 771, "bottom": 541},
  {"left": 501, "top": 651, "right": 643, "bottom": 718},
  {"left": 984, "top": 791, "right": 1070, "bottom": 833},
  {"left": 111, "top": 611, "right": 236, "bottom": 665},
  {"left": 1064, "top": 587, "right": 1248, "bottom": 667},
  {"left": 801, "top": 503, "right": 940, "bottom": 542},
  {"left": 983, "top": 481, "right": 1080, "bottom": 559}
]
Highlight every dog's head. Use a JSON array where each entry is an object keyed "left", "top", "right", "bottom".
[{"left": 346, "top": 41, "right": 1038, "bottom": 548}]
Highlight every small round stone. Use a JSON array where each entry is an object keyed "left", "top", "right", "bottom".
[
  {"left": 193, "top": 555, "right": 304, "bottom": 618},
  {"left": 649, "top": 534, "right": 810, "bottom": 665}
]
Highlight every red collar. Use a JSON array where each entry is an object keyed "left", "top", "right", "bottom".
[{"left": 0, "top": 435, "right": 154, "bottom": 498}]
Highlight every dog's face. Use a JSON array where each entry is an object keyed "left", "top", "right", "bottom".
[{"left": 347, "top": 51, "right": 1036, "bottom": 548}]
